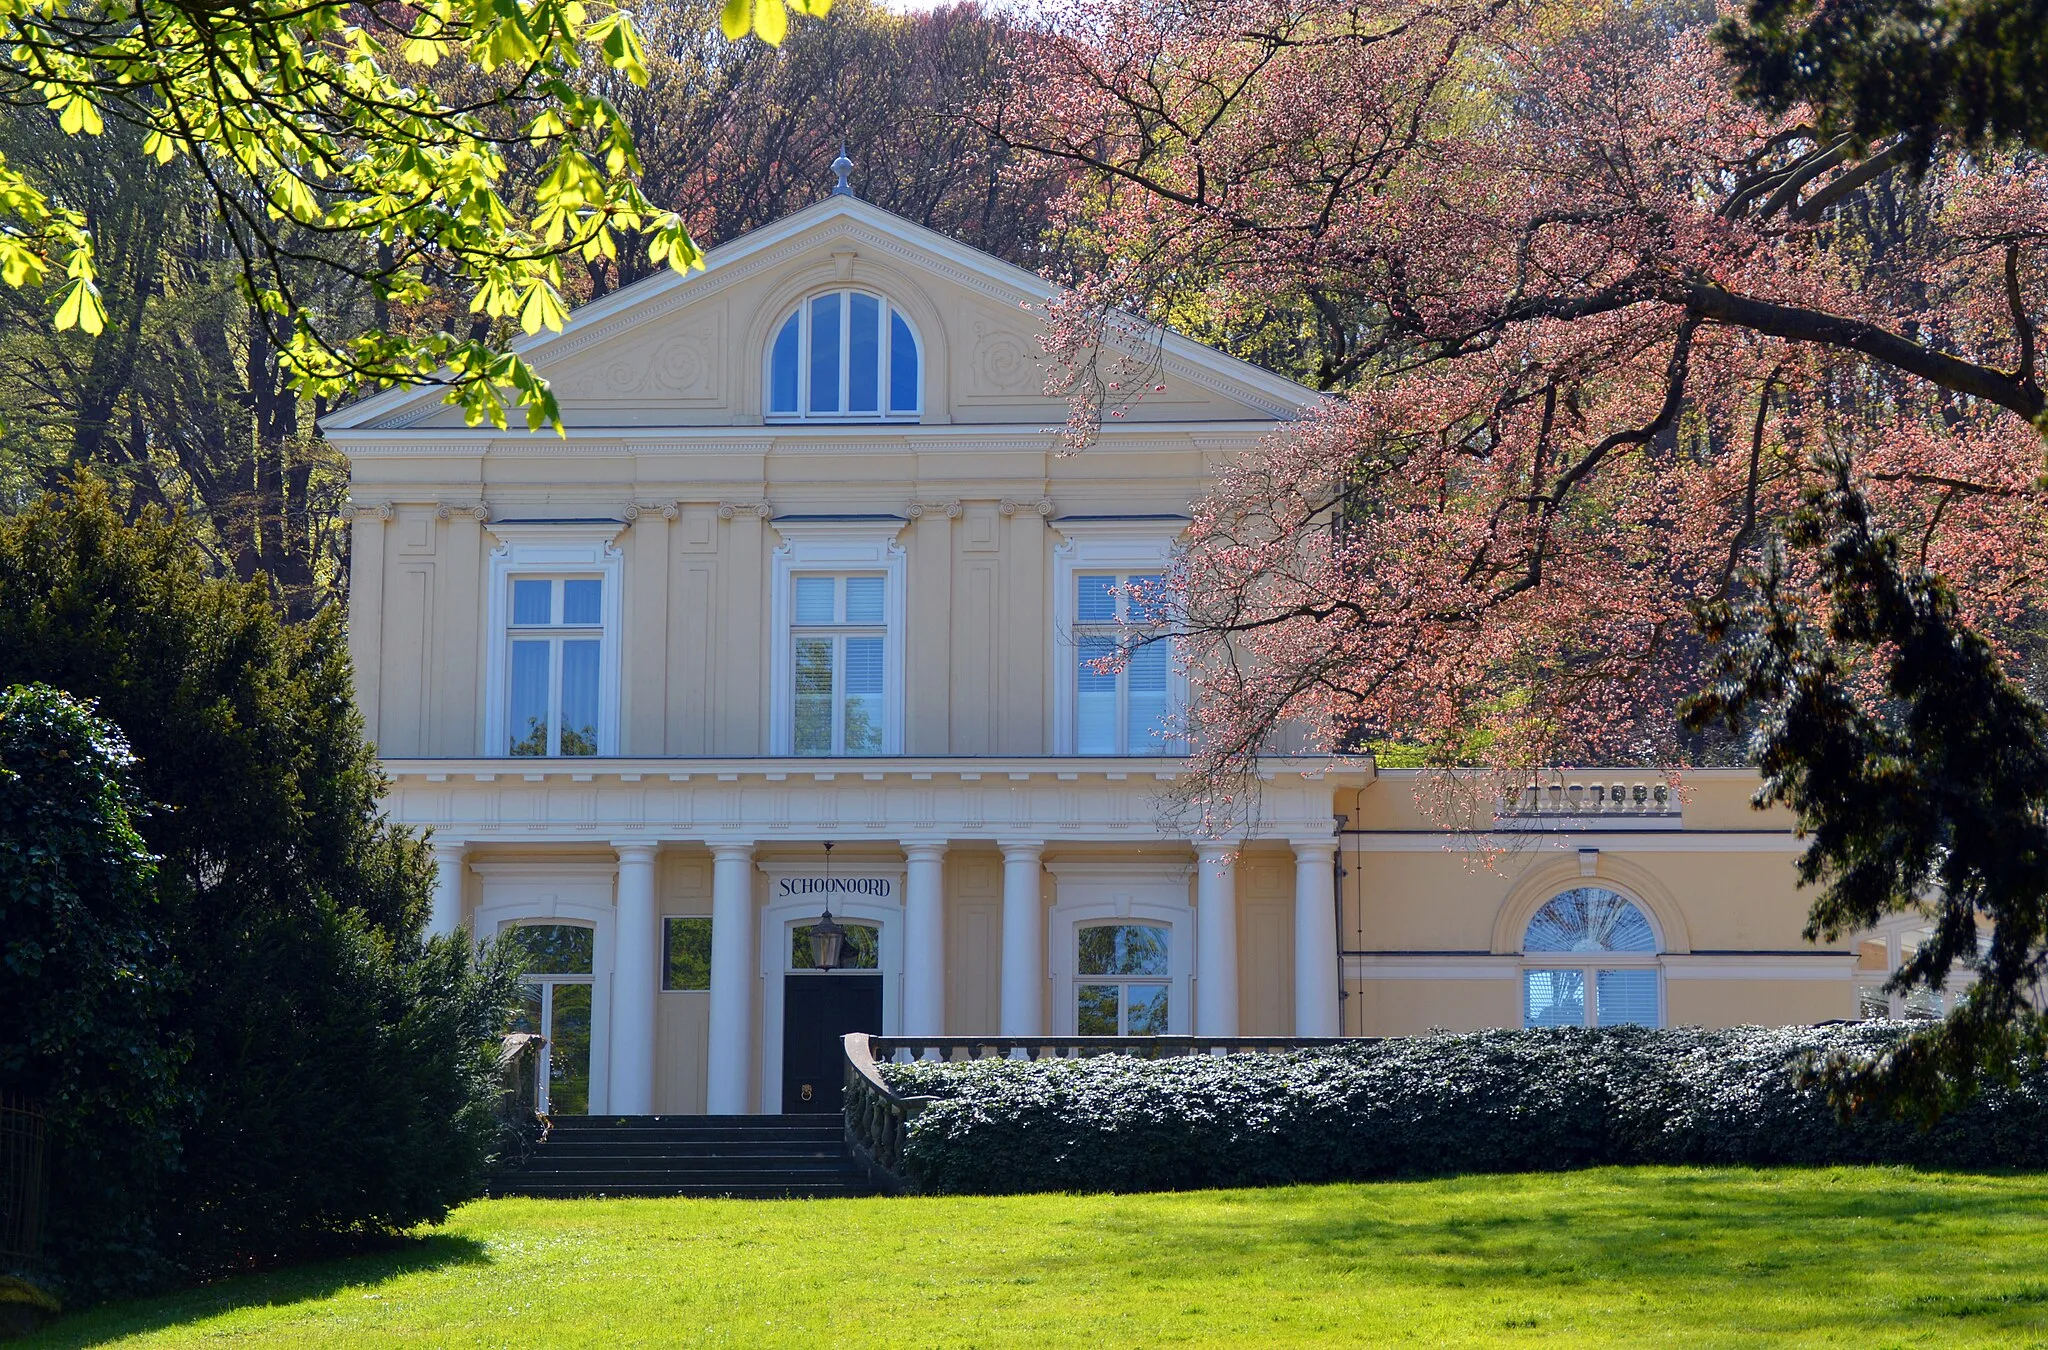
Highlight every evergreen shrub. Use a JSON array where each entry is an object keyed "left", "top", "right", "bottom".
[
  {"left": 0, "top": 483, "right": 519, "bottom": 1302},
  {"left": 882, "top": 1025, "right": 2048, "bottom": 1194}
]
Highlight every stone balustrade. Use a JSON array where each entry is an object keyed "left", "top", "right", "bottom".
[{"left": 1499, "top": 778, "right": 1677, "bottom": 821}]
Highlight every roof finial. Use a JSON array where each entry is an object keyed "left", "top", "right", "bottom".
[{"left": 831, "top": 143, "right": 855, "bottom": 198}]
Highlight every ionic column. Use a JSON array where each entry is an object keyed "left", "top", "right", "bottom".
[
  {"left": 707, "top": 842, "right": 758, "bottom": 1115},
  {"left": 1195, "top": 844, "right": 1240, "bottom": 1037},
  {"left": 901, "top": 840, "right": 949, "bottom": 1038},
  {"left": 1292, "top": 839, "right": 1341, "bottom": 1036},
  {"left": 427, "top": 840, "right": 467, "bottom": 939},
  {"left": 999, "top": 840, "right": 1046, "bottom": 1036},
  {"left": 609, "top": 842, "right": 660, "bottom": 1115}
]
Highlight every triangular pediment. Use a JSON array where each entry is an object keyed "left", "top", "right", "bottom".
[{"left": 323, "top": 196, "right": 1314, "bottom": 436}]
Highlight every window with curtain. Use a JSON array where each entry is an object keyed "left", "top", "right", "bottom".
[
  {"left": 790, "top": 573, "right": 888, "bottom": 755},
  {"left": 767, "top": 289, "right": 920, "bottom": 421},
  {"left": 1521, "top": 887, "right": 1662, "bottom": 1028},
  {"left": 506, "top": 575, "right": 605, "bottom": 756},
  {"left": 1073, "top": 572, "right": 1172, "bottom": 754},
  {"left": 1076, "top": 923, "right": 1170, "bottom": 1035}
]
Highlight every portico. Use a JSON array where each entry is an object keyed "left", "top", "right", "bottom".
[{"left": 403, "top": 756, "right": 1352, "bottom": 1114}]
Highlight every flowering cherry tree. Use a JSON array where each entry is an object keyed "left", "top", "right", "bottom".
[{"left": 987, "top": 0, "right": 2048, "bottom": 825}]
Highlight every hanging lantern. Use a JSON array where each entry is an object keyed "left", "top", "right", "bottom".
[
  {"left": 808, "top": 908, "right": 847, "bottom": 971},
  {"left": 808, "top": 839, "right": 843, "bottom": 970}
]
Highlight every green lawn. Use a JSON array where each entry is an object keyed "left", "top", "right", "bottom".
[{"left": 27, "top": 1167, "right": 2048, "bottom": 1348}]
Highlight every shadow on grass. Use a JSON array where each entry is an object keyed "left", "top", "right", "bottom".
[{"left": 22, "top": 1233, "right": 491, "bottom": 1349}]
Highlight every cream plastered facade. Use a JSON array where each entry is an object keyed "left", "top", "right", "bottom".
[{"left": 327, "top": 193, "right": 1870, "bottom": 1116}]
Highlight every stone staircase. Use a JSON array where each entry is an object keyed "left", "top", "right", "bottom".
[{"left": 489, "top": 1114, "right": 874, "bottom": 1199}]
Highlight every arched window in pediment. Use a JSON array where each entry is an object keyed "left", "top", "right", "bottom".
[{"left": 767, "top": 289, "right": 921, "bottom": 421}]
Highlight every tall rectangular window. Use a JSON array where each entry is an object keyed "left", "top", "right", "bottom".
[
  {"left": 505, "top": 576, "right": 604, "bottom": 756},
  {"left": 1073, "top": 572, "right": 1171, "bottom": 754},
  {"left": 789, "top": 573, "right": 888, "bottom": 755}
]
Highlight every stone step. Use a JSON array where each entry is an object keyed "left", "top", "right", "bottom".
[
  {"left": 489, "top": 1180, "right": 867, "bottom": 1199},
  {"left": 548, "top": 1122, "right": 835, "bottom": 1130},
  {"left": 539, "top": 1126, "right": 843, "bottom": 1142},
  {"left": 534, "top": 1139, "right": 847, "bottom": 1156},
  {"left": 517, "top": 1155, "right": 859, "bottom": 1175},
  {"left": 492, "top": 1114, "right": 877, "bottom": 1200}
]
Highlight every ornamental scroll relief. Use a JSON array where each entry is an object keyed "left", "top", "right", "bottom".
[
  {"left": 553, "top": 305, "right": 726, "bottom": 403},
  {"left": 963, "top": 318, "right": 1045, "bottom": 398}
]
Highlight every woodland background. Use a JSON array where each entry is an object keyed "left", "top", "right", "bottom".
[{"left": 0, "top": 0, "right": 1073, "bottom": 620}]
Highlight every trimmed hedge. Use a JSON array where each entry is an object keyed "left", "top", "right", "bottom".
[{"left": 880, "top": 1025, "right": 2048, "bottom": 1194}]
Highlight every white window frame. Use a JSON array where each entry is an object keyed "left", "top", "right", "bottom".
[
  {"left": 502, "top": 920, "right": 598, "bottom": 1114},
  {"left": 1074, "top": 921, "right": 1174, "bottom": 1036},
  {"left": 470, "top": 858, "right": 617, "bottom": 1112},
  {"left": 1051, "top": 521, "right": 1188, "bottom": 756},
  {"left": 483, "top": 522, "right": 624, "bottom": 758},
  {"left": 788, "top": 575, "right": 891, "bottom": 756},
  {"left": 768, "top": 520, "right": 907, "bottom": 756},
  {"left": 763, "top": 288, "right": 923, "bottom": 423},
  {"left": 1519, "top": 886, "right": 1665, "bottom": 1028},
  {"left": 1045, "top": 859, "right": 1192, "bottom": 1035}
]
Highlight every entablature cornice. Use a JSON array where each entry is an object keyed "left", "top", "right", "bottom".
[
  {"left": 328, "top": 421, "right": 1277, "bottom": 460},
  {"left": 380, "top": 755, "right": 1370, "bottom": 845}
]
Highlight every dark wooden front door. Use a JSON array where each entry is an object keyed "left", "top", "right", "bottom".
[{"left": 782, "top": 973, "right": 883, "bottom": 1113}]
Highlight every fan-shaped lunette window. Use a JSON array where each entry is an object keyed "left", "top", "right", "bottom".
[
  {"left": 1524, "top": 887, "right": 1658, "bottom": 953},
  {"left": 766, "top": 289, "right": 921, "bottom": 421}
]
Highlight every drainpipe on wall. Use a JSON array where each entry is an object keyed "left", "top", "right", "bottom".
[{"left": 1333, "top": 814, "right": 1350, "bottom": 1038}]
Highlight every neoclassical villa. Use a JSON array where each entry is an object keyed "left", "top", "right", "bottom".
[{"left": 325, "top": 186, "right": 1916, "bottom": 1117}]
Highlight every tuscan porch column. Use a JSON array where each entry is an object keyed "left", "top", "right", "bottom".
[
  {"left": 901, "top": 840, "right": 949, "bottom": 1039},
  {"left": 1195, "top": 844, "right": 1240, "bottom": 1037},
  {"left": 427, "top": 840, "right": 467, "bottom": 939},
  {"left": 609, "top": 842, "right": 660, "bottom": 1115},
  {"left": 999, "top": 841, "right": 1046, "bottom": 1037},
  {"left": 1292, "top": 839, "right": 1341, "bottom": 1036},
  {"left": 707, "top": 842, "right": 758, "bottom": 1115}
]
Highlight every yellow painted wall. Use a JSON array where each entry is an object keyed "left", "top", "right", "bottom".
[
  {"left": 1238, "top": 850, "right": 1296, "bottom": 1034},
  {"left": 1348, "top": 979, "right": 1519, "bottom": 1036},
  {"left": 944, "top": 849, "right": 1004, "bottom": 1036},
  {"left": 1666, "top": 979, "right": 1856, "bottom": 1027},
  {"left": 355, "top": 481, "right": 1243, "bottom": 759}
]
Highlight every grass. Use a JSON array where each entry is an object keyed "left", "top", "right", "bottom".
[{"left": 26, "top": 1167, "right": 2048, "bottom": 1348}]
